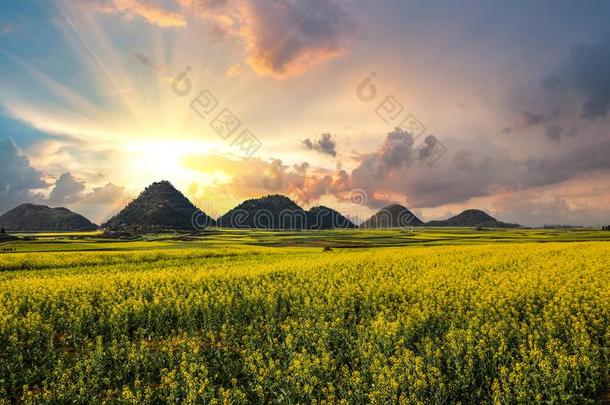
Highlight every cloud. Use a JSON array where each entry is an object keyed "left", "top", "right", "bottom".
[
  {"left": 0, "top": 138, "right": 130, "bottom": 223},
  {"left": 185, "top": 128, "right": 448, "bottom": 209},
  {"left": 91, "top": 0, "right": 187, "bottom": 28},
  {"left": 498, "top": 35, "right": 610, "bottom": 147},
  {"left": 236, "top": 0, "right": 355, "bottom": 78},
  {"left": 0, "top": 138, "right": 47, "bottom": 213},
  {"left": 176, "top": 0, "right": 228, "bottom": 15},
  {"left": 406, "top": 135, "right": 610, "bottom": 209},
  {"left": 418, "top": 135, "right": 444, "bottom": 161},
  {"left": 224, "top": 63, "right": 243, "bottom": 78},
  {"left": 303, "top": 133, "right": 337, "bottom": 157},
  {"left": 80, "top": 183, "right": 127, "bottom": 204},
  {"left": 521, "top": 138, "right": 610, "bottom": 188},
  {"left": 378, "top": 129, "right": 416, "bottom": 169},
  {"left": 185, "top": 0, "right": 357, "bottom": 78},
  {"left": 543, "top": 125, "right": 578, "bottom": 144},
  {"left": 491, "top": 191, "right": 610, "bottom": 227},
  {"left": 41, "top": 173, "right": 131, "bottom": 223},
  {"left": 188, "top": 126, "right": 610, "bottom": 213},
  {"left": 157, "top": 125, "right": 610, "bottom": 225},
  {"left": 134, "top": 53, "right": 165, "bottom": 72},
  {"left": 68, "top": 183, "right": 132, "bottom": 224},
  {"left": 519, "top": 111, "right": 546, "bottom": 127},
  {"left": 48, "top": 172, "right": 86, "bottom": 205},
  {"left": 352, "top": 130, "right": 610, "bottom": 211},
  {"left": 546, "top": 35, "right": 610, "bottom": 119},
  {"left": 500, "top": 110, "right": 555, "bottom": 135},
  {"left": 182, "top": 128, "right": 472, "bottom": 209},
  {"left": 545, "top": 125, "right": 563, "bottom": 144},
  {"left": 182, "top": 154, "right": 351, "bottom": 206},
  {"left": 88, "top": 0, "right": 357, "bottom": 78},
  {"left": 349, "top": 129, "right": 447, "bottom": 206},
  {"left": 45, "top": 176, "right": 131, "bottom": 224}
]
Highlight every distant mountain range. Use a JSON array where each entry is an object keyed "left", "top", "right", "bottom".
[
  {"left": 0, "top": 181, "right": 521, "bottom": 232},
  {"left": 0, "top": 203, "right": 98, "bottom": 232},
  {"left": 217, "top": 195, "right": 355, "bottom": 229}
]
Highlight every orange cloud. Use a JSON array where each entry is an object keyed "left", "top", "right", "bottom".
[
  {"left": 236, "top": 0, "right": 354, "bottom": 79},
  {"left": 224, "top": 63, "right": 243, "bottom": 78},
  {"left": 94, "top": 0, "right": 187, "bottom": 28},
  {"left": 181, "top": 154, "right": 352, "bottom": 206},
  {"left": 87, "top": 0, "right": 355, "bottom": 78},
  {"left": 178, "top": 0, "right": 355, "bottom": 78}
]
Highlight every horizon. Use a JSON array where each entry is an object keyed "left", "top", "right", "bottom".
[
  {"left": 0, "top": 179, "right": 584, "bottom": 228},
  {"left": 1, "top": 1, "right": 610, "bottom": 227}
]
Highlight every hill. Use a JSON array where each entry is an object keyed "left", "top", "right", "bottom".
[
  {"left": 360, "top": 204, "right": 424, "bottom": 228},
  {"left": 102, "top": 181, "right": 215, "bottom": 232},
  {"left": 427, "top": 209, "right": 520, "bottom": 228},
  {"left": 218, "top": 195, "right": 306, "bottom": 229},
  {"left": 218, "top": 195, "right": 355, "bottom": 229},
  {"left": 307, "top": 206, "right": 356, "bottom": 229},
  {"left": 0, "top": 204, "right": 98, "bottom": 232},
  {"left": 0, "top": 235, "right": 18, "bottom": 244}
]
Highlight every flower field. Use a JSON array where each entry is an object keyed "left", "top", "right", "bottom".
[{"left": 0, "top": 241, "right": 609, "bottom": 403}]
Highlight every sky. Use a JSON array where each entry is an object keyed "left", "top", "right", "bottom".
[{"left": 1, "top": 0, "right": 610, "bottom": 226}]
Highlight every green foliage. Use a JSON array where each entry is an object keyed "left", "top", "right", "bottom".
[{"left": 0, "top": 241, "right": 609, "bottom": 403}]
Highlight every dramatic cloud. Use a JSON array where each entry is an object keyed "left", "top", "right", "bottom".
[
  {"left": 396, "top": 136, "right": 610, "bottom": 209},
  {"left": 42, "top": 173, "right": 130, "bottom": 223},
  {"left": 491, "top": 190, "right": 610, "bottom": 228},
  {"left": 0, "top": 138, "right": 130, "bottom": 222},
  {"left": 378, "top": 129, "right": 415, "bottom": 169},
  {"left": 543, "top": 36, "right": 610, "bottom": 120},
  {"left": 500, "top": 35, "right": 610, "bottom": 144},
  {"left": 182, "top": 121, "right": 610, "bottom": 222},
  {"left": 68, "top": 183, "right": 131, "bottom": 224},
  {"left": 236, "top": 0, "right": 355, "bottom": 78},
  {"left": 521, "top": 139, "right": 610, "bottom": 188},
  {"left": 182, "top": 154, "right": 353, "bottom": 208},
  {"left": 94, "top": 0, "right": 356, "bottom": 78},
  {"left": 500, "top": 110, "right": 552, "bottom": 135},
  {"left": 42, "top": 177, "right": 131, "bottom": 224},
  {"left": 348, "top": 129, "right": 449, "bottom": 207},
  {"left": 91, "top": 0, "right": 187, "bottom": 28},
  {"left": 80, "top": 183, "right": 127, "bottom": 204},
  {"left": 303, "top": 133, "right": 337, "bottom": 157},
  {"left": 48, "top": 172, "right": 86, "bottom": 206},
  {"left": 549, "top": 36, "right": 610, "bottom": 119},
  {"left": 185, "top": 128, "right": 449, "bottom": 209},
  {"left": 176, "top": 0, "right": 228, "bottom": 16},
  {"left": 0, "top": 138, "right": 47, "bottom": 213}
]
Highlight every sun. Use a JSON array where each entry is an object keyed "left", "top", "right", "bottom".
[{"left": 124, "top": 140, "right": 221, "bottom": 192}]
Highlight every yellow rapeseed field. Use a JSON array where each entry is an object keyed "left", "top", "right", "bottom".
[{"left": 0, "top": 242, "right": 608, "bottom": 403}]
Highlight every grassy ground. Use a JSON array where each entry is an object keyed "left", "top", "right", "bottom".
[{"left": 2, "top": 227, "right": 610, "bottom": 254}]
